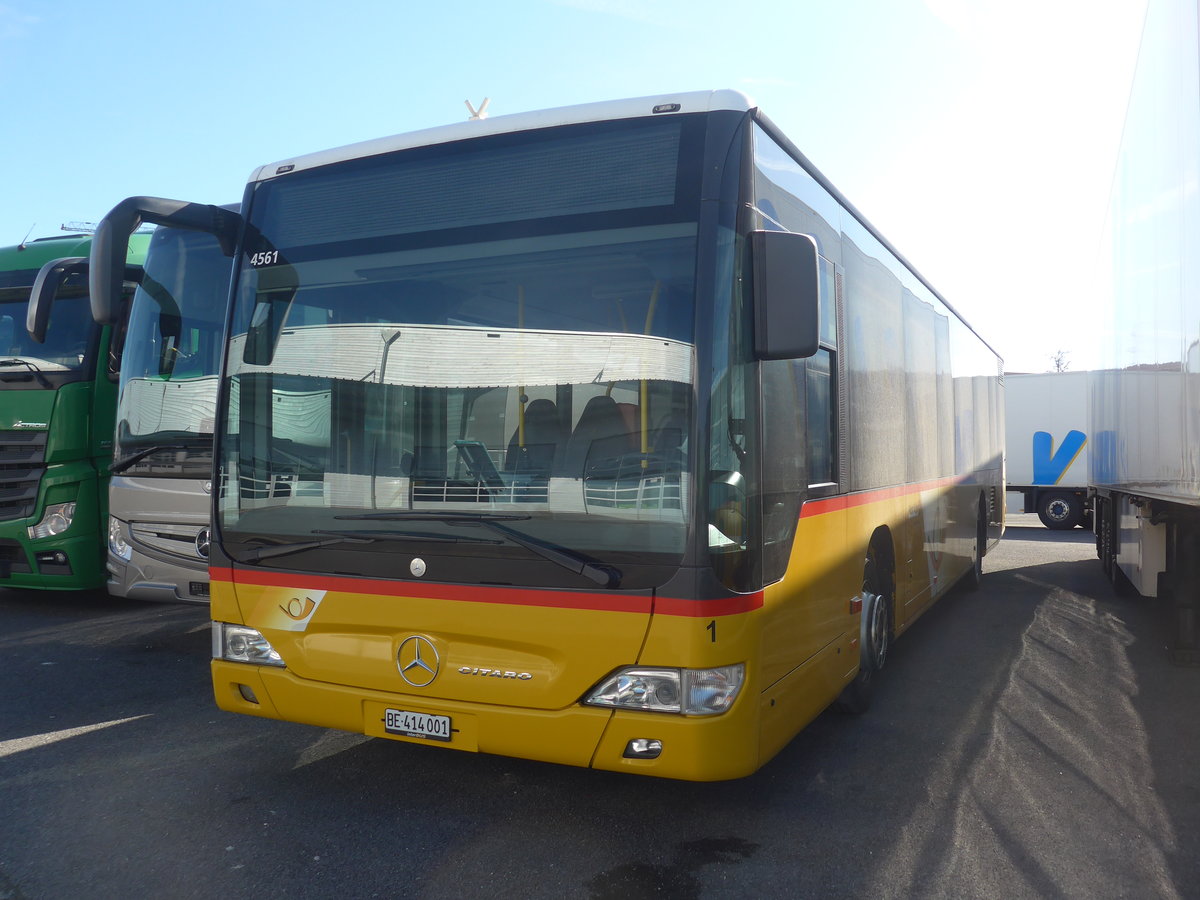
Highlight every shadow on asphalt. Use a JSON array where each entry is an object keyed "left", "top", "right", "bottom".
[
  {"left": 1001, "top": 522, "right": 1094, "bottom": 545},
  {"left": 2, "top": 520, "right": 1197, "bottom": 898}
]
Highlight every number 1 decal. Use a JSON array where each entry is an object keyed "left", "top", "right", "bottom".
[{"left": 707, "top": 619, "right": 717, "bottom": 643}]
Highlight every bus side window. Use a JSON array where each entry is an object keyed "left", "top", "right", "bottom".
[
  {"left": 807, "top": 259, "right": 839, "bottom": 490},
  {"left": 806, "top": 349, "right": 835, "bottom": 486},
  {"left": 759, "top": 357, "right": 804, "bottom": 583}
]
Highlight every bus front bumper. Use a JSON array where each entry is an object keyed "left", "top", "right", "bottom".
[
  {"left": 211, "top": 660, "right": 762, "bottom": 781},
  {"left": 108, "top": 552, "right": 210, "bottom": 604}
]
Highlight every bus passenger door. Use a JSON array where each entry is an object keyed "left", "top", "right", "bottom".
[{"left": 758, "top": 258, "right": 850, "bottom": 690}]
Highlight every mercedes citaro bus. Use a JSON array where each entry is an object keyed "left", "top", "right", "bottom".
[{"left": 88, "top": 91, "right": 1003, "bottom": 780}]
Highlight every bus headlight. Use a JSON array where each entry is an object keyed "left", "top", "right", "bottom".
[
  {"left": 28, "top": 502, "right": 76, "bottom": 540},
  {"left": 108, "top": 516, "right": 132, "bottom": 561},
  {"left": 584, "top": 664, "right": 744, "bottom": 716},
  {"left": 213, "top": 622, "right": 286, "bottom": 667}
]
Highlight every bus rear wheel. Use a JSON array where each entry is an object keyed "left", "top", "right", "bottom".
[{"left": 835, "top": 546, "right": 893, "bottom": 714}]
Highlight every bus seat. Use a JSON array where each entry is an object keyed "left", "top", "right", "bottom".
[
  {"left": 560, "top": 395, "right": 636, "bottom": 477},
  {"left": 504, "top": 399, "right": 565, "bottom": 476}
]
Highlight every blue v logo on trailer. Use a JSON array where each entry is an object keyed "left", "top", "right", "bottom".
[{"left": 1032, "top": 430, "right": 1087, "bottom": 484}]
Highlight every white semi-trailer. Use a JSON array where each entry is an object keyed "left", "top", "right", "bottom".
[
  {"left": 1006, "top": 371, "right": 1090, "bottom": 529},
  {"left": 1091, "top": 0, "right": 1200, "bottom": 663}
]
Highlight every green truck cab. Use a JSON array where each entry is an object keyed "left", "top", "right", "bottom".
[{"left": 0, "top": 232, "right": 149, "bottom": 590}]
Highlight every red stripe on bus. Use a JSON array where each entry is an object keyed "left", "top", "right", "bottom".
[
  {"left": 211, "top": 567, "right": 760, "bottom": 617},
  {"left": 653, "top": 592, "right": 764, "bottom": 617},
  {"left": 211, "top": 567, "right": 652, "bottom": 614}
]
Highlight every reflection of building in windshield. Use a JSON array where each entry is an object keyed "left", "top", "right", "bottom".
[
  {"left": 227, "top": 323, "right": 693, "bottom": 517},
  {"left": 121, "top": 376, "right": 219, "bottom": 434},
  {"left": 233, "top": 324, "right": 692, "bottom": 388}
]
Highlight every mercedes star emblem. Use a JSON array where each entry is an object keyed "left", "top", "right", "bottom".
[
  {"left": 194, "top": 527, "right": 211, "bottom": 560},
  {"left": 397, "top": 635, "right": 440, "bottom": 687}
]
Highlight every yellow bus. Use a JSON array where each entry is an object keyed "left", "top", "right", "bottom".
[{"left": 92, "top": 91, "right": 1004, "bottom": 780}]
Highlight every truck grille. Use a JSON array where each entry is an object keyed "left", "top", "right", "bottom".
[
  {"left": 0, "top": 538, "right": 32, "bottom": 574},
  {"left": 130, "top": 521, "right": 209, "bottom": 563},
  {"left": 0, "top": 430, "right": 47, "bottom": 521}
]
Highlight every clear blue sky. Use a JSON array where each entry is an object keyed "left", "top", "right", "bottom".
[{"left": 1, "top": 0, "right": 1144, "bottom": 373}]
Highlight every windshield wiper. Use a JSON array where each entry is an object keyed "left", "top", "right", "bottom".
[
  {"left": 313, "top": 528, "right": 503, "bottom": 545},
  {"left": 237, "top": 534, "right": 376, "bottom": 563},
  {"left": 235, "top": 527, "right": 505, "bottom": 565},
  {"left": 110, "top": 444, "right": 190, "bottom": 474},
  {"left": 336, "top": 512, "right": 622, "bottom": 588},
  {"left": 0, "top": 358, "right": 51, "bottom": 388}
]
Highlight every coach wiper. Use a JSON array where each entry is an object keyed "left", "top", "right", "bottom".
[
  {"left": 110, "top": 443, "right": 190, "bottom": 474},
  {"left": 336, "top": 511, "right": 623, "bottom": 588},
  {"left": 237, "top": 534, "right": 377, "bottom": 563},
  {"left": 235, "top": 528, "right": 506, "bottom": 564}
]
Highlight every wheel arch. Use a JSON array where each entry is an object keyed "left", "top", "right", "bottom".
[
  {"left": 867, "top": 524, "right": 897, "bottom": 586},
  {"left": 834, "top": 524, "right": 897, "bottom": 714},
  {"left": 865, "top": 524, "right": 898, "bottom": 636}
]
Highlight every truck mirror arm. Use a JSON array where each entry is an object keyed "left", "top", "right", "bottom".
[{"left": 91, "top": 197, "right": 242, "bottom": 325}]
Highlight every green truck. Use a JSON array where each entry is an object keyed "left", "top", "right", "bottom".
[{"left": 0, "top": 232, "right": 149, "bottom": 590}]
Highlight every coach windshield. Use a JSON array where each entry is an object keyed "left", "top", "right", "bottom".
[
  {"left": 113, "top": 227, "right": 229, "bottom": 478},
  {"left": 218, "top": 115, "right": 705, "bottom": 590}
]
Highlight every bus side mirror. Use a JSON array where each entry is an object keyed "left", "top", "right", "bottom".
[
  {"left": 91, "top": 197, "right": 241, "bottom": 325},
  {"left": 27, "top": 257, "right": 87, "bottom": 344},
  {"left": 750, "top": 230, "right": 820, "bottom": 360},
  {"left": 242, "top": 293, "right": 294, "bottom": 366}
]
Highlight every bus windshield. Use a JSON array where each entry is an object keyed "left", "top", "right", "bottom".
[
  {"left": 0, "top": 274, "right": 93, "bottom": 378},
  {"left": 114, "top": 228, "right": 230, "bottom": 477},
  {"left": 218, "top": 116, "right": 705, "bottom": 588}
]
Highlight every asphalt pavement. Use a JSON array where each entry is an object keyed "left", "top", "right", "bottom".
[{"left": 1, "top": 513, "right": 1196, "bottom": 899}]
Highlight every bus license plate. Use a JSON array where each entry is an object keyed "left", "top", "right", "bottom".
[{"left": 384, "top": 708, "right": 452, "bottom": 742}]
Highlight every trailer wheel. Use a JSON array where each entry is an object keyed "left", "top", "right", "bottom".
[
  {"left": 1038, "top": 491, "right": 1083, "bottom": 529},
  {"left": 835, "top": 543, "right": 894, "bottom": 715}
]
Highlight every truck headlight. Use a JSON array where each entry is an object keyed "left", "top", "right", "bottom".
[
  {"left": 108, "top": 516, "right": 132, "bottom": 561},
  {"left": 584, "top": 664, "right": 744, "bottom": 716},
  {"left": 28, "top": 502, "right": 76, "bottom": 540},
  {"left": 212, "top": 622, "right": 285, "bottom": 667}
]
